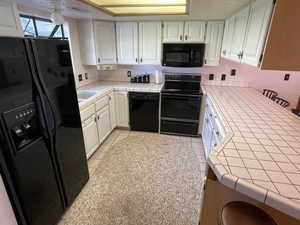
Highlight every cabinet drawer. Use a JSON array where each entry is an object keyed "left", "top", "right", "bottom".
[
  {"left": 82, "top": 115, "right": 96, "bottom": 127},
  {"left": 96, "top": 96, "right": 109, "bottom": 111},
  {"left": 80, "top": 104, "right": 96, "bottom": 122}
]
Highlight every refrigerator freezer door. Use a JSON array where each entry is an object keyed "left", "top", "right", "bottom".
[
  {"left": 0, "top": 37, "right": 64, "bottom": 225},
  {"left": 30, "top": 39, "right": 89, "bottom": 206}
]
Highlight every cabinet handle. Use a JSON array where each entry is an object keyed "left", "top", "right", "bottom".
[
  {"left": 180, "top": 35, "right": 183, "bottom": 41},
  {"left": 140, "top": 58, "right": 143, "bottom": 63},
  {"left": 109, "top": 96, "right": 111, "bottom": 101},
  {"left": 222, "top": 50, "right": 226, "bottom": 55},
  {"left": 185, "top": 35, "right": 188, "bottom": 40},
  {"left": 98, "top": 116, "right": 100, "bottom": 120},
  {"left": 216, "top": 131, "right": 220, "bottom": 136},
  {"left": 98, "top": 58, "right": 101, "bottom": 63},
  {"left": 94, "top": 117, "right": 97, "bottom": 122},
  {"left": 135, "top": 58, "right": 138, "bottom": 63},
  {"left": 240, "top": 51, "right": 244, "bottom": 59}
]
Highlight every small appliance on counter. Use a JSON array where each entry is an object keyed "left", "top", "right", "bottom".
[
  {"left": 154, "top": 70, "right": 164, "bottom": 84},
  {"left": 130, "top": 74, "right": 150, "bottom": 83}
]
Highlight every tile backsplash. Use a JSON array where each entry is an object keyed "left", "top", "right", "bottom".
[{"left": 97, "top": 59, "right": 300, "bottom": 108}]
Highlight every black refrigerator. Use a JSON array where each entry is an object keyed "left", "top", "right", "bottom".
[{"left": 0, "top": 37, "right": 89, "bottom": 225}]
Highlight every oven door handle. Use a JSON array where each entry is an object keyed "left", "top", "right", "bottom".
[{"left": 162, "top": 93, "right": 202, "bottom": 98}]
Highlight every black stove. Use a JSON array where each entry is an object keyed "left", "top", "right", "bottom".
[{"left": 160, "top": 73, "right": 203, "bottom": 136}]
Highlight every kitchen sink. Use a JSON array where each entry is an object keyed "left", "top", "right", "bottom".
[{"left": 77, "top": 90, "right": 99, "bottom": 100}]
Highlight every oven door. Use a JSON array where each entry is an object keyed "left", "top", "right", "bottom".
[
  {"left": 161, "top": 93, "right": 202, "bottom": 121},
  {"left": 162, "top": 43, "right": 205, "bottom": 67}
]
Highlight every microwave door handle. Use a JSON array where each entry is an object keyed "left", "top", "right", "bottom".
[{"left": 190, "top": 50, "right": 194, "bottom": 61}]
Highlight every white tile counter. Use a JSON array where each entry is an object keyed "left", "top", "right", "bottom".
[
  {"left": 77, "top": 81, "right": 163, "bottom": 110},
  {"left": 202, "top": 85, "right": 300, "bottom": 220}
]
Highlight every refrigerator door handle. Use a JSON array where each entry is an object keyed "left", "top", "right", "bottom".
[{"left": 30, "top": 40, "right": 58, "bottom": 136}]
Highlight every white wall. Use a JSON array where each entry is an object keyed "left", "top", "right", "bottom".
[{"left": 66, "top": 18, "right": 99, "bottom": 88}]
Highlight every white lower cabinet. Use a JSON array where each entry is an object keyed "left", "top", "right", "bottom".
[
  {"left": 82, "top": 115, "right": 100, "bottom": 158},
  {"left": 202, "top": 97, "right": 226, "bottom": 159},
  {"left": 80, "top": 91, "right": 119, "bottom": 158},
  {"left": 109, "top": 92, "right": 117, "bottom": 131},
  {"left": 115, "top": 91, "right": 129, "bottom": 127},
  {"left": 96, "top": 106, "right": 111, "bottom": 143}
]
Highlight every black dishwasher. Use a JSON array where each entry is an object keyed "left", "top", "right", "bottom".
[{"left": 129, "top": 92, "right": 160, "bottom": 132}]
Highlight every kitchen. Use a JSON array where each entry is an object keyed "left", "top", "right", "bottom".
[{"left": 0, "top": 0, "right": 300, "bottom": 225}]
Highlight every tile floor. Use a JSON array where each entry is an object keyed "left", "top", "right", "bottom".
[{"left": 58, "top": 129, "right": 207, "bottom": 225}]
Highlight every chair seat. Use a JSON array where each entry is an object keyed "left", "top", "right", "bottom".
[{"left": 218, "top": 202, "right": 277, "bottom": 225}]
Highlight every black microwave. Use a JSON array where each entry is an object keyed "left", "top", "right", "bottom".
[{"left": 162, "top": 43, "right": 205, "bottom": 67}]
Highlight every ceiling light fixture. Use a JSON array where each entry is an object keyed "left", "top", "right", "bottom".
[{"left": 78, "top": 0, "right": 188, "bottom": 16}]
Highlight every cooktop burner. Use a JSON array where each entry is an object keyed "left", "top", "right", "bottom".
[{"left": 161, "top": 73, "right": 203, "bottom": 96}]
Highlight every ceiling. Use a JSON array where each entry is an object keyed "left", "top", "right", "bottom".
[{"left": 16, "top": 0, "right": 251, "bottom": 21}]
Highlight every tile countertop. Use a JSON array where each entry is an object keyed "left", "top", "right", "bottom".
[
  {"left": 77, "top": 81, "right": 164, "bottom": 110},
  {"left": 202, "top": 85, "right": 300, "bottom": 220}
]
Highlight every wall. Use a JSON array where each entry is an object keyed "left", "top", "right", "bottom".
[
  {"left": 98, "top": 59, "right": 300, "bottom": 108},
  {"left": 67, "top": 18, "right": 99, "bottom": 88}
]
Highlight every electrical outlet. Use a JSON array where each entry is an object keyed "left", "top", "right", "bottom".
[
  {"left": 209, "top": 74, "right": 214, "bottom": 80},
  {"left": 78, "top": 74, "right": 83, "bottom": 81},
  {"left": 127, "top": 71, "right": 132, "bottom": 77},
  {"left": 231, "top": 69, "right": 236, "bottom": 76},
  {"left": 284, "top": 74, "right": 290, "bottom": 81},
  {"left": 85, "top": 73, "right": 88, "bottom": 80},
  {"left": 221, "top": 74, "right": 226, "bottom": 81}
]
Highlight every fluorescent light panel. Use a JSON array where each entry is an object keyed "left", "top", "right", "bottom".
[
  {"left": 106, "top": 6, "right": 186, "bottom": 14},
  {"left": 82, "top": 0, "right": 188, "bottom": 15},
  {"left": 89, "top": 0, "right": 186, "bottom": 6}
]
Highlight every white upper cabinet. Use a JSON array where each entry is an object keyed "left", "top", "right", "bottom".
[
  {"left": 0, "top": 0, "right": 22, "bottom": 37},
  {"left": 241, "top": 0, "right": 274, "bottom": 67},
  {"left": 163, "top": 21, "right": 206, "bottom": 43},
  {"left": 204, "top": 21, "right": 224, "bottom": 66},
  {"left": 221, "top": 16, "right": 235, "bottom": 58},
  {"left": 221, "top": 0, "right": 274, "bottom": 68},
  {"left": 184, "top": 21, "right": 206, "bottom": 42},
  {"left": 116, "top": 22, "right": 139, "bottom": 64},
  {"left": 78, "top": 20, "right": 116, "bottom": 65},
  {"left": 93, "top": 21, "right": 117, "bottom": 64},
  {"left": 139, "top": 22, "right": 162, "bottom": 65},
  {"left": 229, "top": 6, "right": 250, "bottom": 62},
  {"left": 163, "top": 21, "right": 184, "bottom": 42},
  {"left": 78, "top": 20, "right": 96, "bottom": 65}
]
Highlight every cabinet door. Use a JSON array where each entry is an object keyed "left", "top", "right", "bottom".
[
  {"left": 229, "top": 6, "right": 250, "bottom": 62},
  {"left": 163, "top": 21, "right": 184, "bottom": 43},
  {"left": 94, "top": 21, "right": 117, "bottom": 64},
  {"left": 184, "top": 21, "right": 206, "bottom": 43},
  {"left": 0, "top": 0, "right": 22, "bottom": 37},
  {"left": 241, "top": 0, "right": 274, "bottom": 67},
  {"left": 139, "top": 22, "right": 162, "bottom": 65},
  {"left": 115, "top": 91, "right": 129, "bottom": 127},
  {"left": 78, "top": 20, "right": 97, "bottom": 65},
  {"left": 109, "top": 92, "right": 116, "bottom": 131},
  {"left": 97, "top": 106, "right": 111, "bottom": 144},
  {"left": 202, "top": 115, "right": 213, "bottom": 159},
  {"left": 221, "top": 16, "right": 235, "bottom": 58},
  {"left": 116, "top": 22, "right": 138, "bottom": 64},
  {"left": 204, "top": 21, "right": 224, "bottom": 66},
  {"left": 82, "top": 116, "right": 100, "bottom": 158}
]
